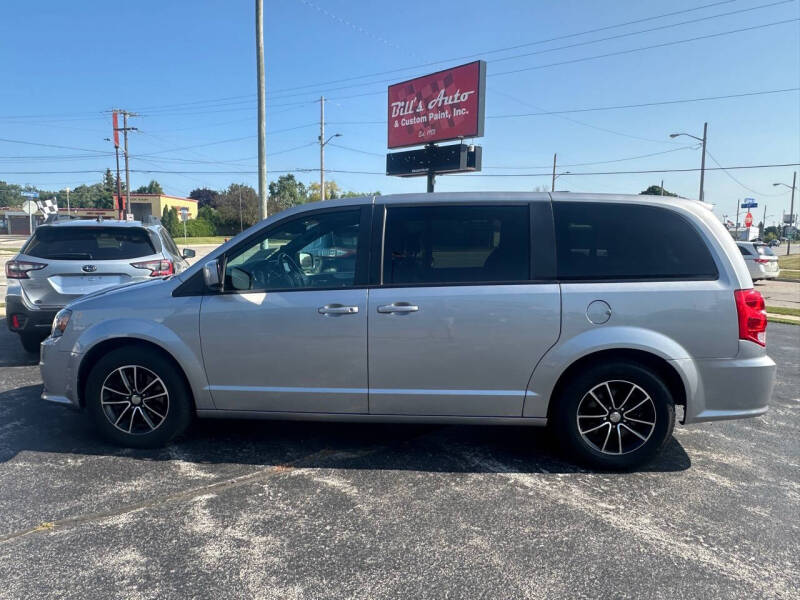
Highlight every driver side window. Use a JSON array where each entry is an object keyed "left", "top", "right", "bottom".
[{"left": 224, "top": 209, "right": 361, "bottom": 292}]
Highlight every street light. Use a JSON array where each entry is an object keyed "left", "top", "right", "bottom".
[
  {"left": 319, "top": 132, "right": 341, "bottom": 201},
  {"left": 552, "top": 171, "right": 571, "bottom": 191},
  {"left": 773, "top": 171, "right": 797, "bottom": 255},
  {"left": 669, "top": 121, "right": 708, "bottom": 202}
]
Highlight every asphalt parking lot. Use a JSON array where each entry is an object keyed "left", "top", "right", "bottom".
[{"left": 0, "top": 322, "right": 797, "bottom": 599}]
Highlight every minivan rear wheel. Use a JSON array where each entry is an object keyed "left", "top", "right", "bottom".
[
  {"left": 553, "top": 362, "right": 675, "bottom": 470},
  {"left": 85, "top": 347, "right": 192, "bottom": 448}
]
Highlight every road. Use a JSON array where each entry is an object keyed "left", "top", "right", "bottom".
[{"left": 0, "top": 321, "right": 797, "bottom": 599}]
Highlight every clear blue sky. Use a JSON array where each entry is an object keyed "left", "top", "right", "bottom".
[{"left": 1, "top": 0, "right": 798, "bottom": 224}]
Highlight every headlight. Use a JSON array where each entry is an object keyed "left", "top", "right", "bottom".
[{"left": 51, "top": 309, "right": 72, "bottom": 338}]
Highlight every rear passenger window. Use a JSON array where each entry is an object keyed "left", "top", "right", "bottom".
[
  {"left": 382, "top": 205, "right": 530, "bottom": 285},
  {"left": 23, "top": 227, "right": 157, "bottom": 261},
  {"left": 553, "top": 203, "right": 718, "bottom": 281}
]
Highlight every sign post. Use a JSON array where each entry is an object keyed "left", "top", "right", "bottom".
[
  {"left": 386, "top": 61, "right": 486, "bottom": 189},
  {"left": 21, "top": 191, "right": 39, "bottom": 234},
  {"left": 179, "top": 207, "right": 189, "bottom": 245}
]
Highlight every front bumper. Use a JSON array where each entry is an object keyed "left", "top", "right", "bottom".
[
  {"left": 678, "top": 342, "right": 776, "bottom": 424},
  {"left": 40, "top": 336, "right": 82, "bottom": 409},
  {"left": 5, "top": 294, "right": 59, "bottom": 336}
]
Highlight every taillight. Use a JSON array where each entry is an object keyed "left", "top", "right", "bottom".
[
  {"left": 754, "top": 258, "right": 770, "bottom": 264},
  {"left": 5, "top": 260, "right": 46, "bottom": 279},
  {"left": 131, "top": 259, "right": 174, "bottom": 277},
  {"left": 734, "top": 289, "right": 767, "bottom": 346}
]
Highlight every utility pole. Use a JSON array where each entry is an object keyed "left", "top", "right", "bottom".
[
  {"left": 256, "top": 0, "right": 267, "bottom": 220},
  {"left": 66, "top": 187, "right": 70, "bottom": 218},
  {"left": 113, "top": 110, "right": 138, "bottom": 221},
  {"left": 320, "top": 96, "right": 325, "bottom": 201},
  {"left": 111, "top": 111, "right": 124, "bottom": 219},
  {"left": 787, "top": 172, "right": 796, "bottom": 256},
  {"left": 699, "top": 121, "right": 707, "bottom": 202},
  {"left": 762, "top": 204, "right": 767, "bottom": 239},
  {"left": 238, "top": 186, "right": 243, "bottom": 233},
  {"left": 551, "top": 153, "right": 557, "bottom": 192},
  {"left": 735, "top": 199, "right": 740, "bottom": 238},
  {"left": 660, "top": 179, "right": 665, "bottom": 196}
]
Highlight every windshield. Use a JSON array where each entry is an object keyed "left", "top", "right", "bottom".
[
  {"left": 755, "top": 244, "right": 775, "bottom": 256},
  {"left": 23, "top": 227, "right": 157, "bottom": 261}
]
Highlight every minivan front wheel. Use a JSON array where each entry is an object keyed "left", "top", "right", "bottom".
[
  {"left": 553, "top": 362, "right": 675, "bottom": 470},
  {"left": 85, "top": 347, "right": 192, "bottom": 448}
]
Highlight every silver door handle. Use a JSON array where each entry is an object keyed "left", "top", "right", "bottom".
[
  {"left": 318, "top": 304, "right": 359, "bottom": 315},
  {"left": 377, "top": 303, "right": 419, "bottom": 314}
]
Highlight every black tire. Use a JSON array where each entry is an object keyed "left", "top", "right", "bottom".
[
  {"left": 85, "top": 346, "right": 192, "bottom": 448},
  {"left": 20, "top": 332, "right": 44, "bottom": 354},
  {"left": 552, "top": 362, "right": 675, "bottom": 470}
]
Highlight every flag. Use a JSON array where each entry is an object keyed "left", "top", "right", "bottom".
[{"left": 36, "top": 199, "right": 58, "bottom": 216}]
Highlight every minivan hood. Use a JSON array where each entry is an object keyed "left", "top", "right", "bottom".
[{"left": 67, "top": 277, "right": 173, "bottom": 310}]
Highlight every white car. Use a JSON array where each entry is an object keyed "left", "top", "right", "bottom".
[{"left": 736, "top": 241, "right": 780, "bottom": 281}]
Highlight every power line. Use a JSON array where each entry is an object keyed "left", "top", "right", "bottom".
[
  {"left": 19, "top": 0, "right": 775, "bottom": 122},
  {"left": 489, "top": 88, "right": 800, "bottom": 119},
  {"left": 705, "top": 150, "right": 790, "bottom": 196},
  {"left": 489, "top": 0, "right": 794, "bottom": 66},
  {"left": 3, "top": 162, "right": 797, "bottom": 176},
  {"left": 491, "top": 18, "right": 799, "bottom": 79},
  {"left": 257, "top": 0, "right": 746, "bottom": 97},
  {"left": 265, "top": 17, "right": 800, "bottom": 101}
]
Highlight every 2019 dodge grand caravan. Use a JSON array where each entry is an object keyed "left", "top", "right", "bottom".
[{"left": 38, "top": 193, "right": 775, "bottom": 469}]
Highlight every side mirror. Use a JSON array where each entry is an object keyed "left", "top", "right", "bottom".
[
  {"left": 298, "top": 252, "right": 313, "bottom": 269},
  {"left": 182, "top": 248, "right": 196, "bottom": 258},
  {"left": 203, "top": 259, "right": 222, "bottom": 290},
  {"left": 229, "top": 266, "right": 252, "bottom": 291}
]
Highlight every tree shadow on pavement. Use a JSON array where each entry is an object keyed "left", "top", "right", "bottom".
[{"left": 0, "top": 384, "right": 691, "bottom": 475}]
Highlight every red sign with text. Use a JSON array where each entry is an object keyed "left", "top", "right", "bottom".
[
  {"left": 388, "top": 61, "right": 486, "bottom": 149},
  {"left": 744, "top": 212, "right": 753, "bottom": 227}
]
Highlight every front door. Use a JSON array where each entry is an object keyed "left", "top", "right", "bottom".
[
  {"left": 200, "top": 207, "right": 370, "bottom": 413},
  {"left": 368, "top": 203, "right": 561, "bottom": 417}
]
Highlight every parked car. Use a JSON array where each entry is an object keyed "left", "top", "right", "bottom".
[
  {"left": 5, "top": 219, "right": 194, "bottom": 352},
  {"left": 767, "top": 239, "right": 780, "bottom": 247},
  {"left": 38, "top": 193, "right": 775, "bottom": 469},
  {"left": 736, "top": 241, "right": 781, "bottom": 281}
]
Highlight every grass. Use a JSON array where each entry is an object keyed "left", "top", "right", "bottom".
[
  {"left": 0, "top": 248, "right": 21, "bottom": 254},
  {"left": 768, "top": 316, "right": 799, "bottom": 326},
  {"left": 175, "top": 236, "right": 231, "bottom": 245},
  {"left": 778, "top": 254, "right": 800, "bottom": 270},
  {"left": 766, "top": 306, "right": 800, "bottom": 317}
]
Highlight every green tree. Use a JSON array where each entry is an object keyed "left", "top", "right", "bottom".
[
  {"left": 103, "top": 169, "right": 116, "bottom": 194},
  {"left": 189, "top": 187, "right": 219, "bottom": 208},
  {"left": 307, "top": 181, "right": 341, "bottom": 202},
  {"left": 134, "top": 180, "right": 164, "bottom": 194},
  {"left": 214, "top": 184, "right": 259, "bottom": 235},
  {"left": 0, "top": 181, "right": 23, "bottom": 207},
  {"left": 640, "top": 185, "right": 678, "bottom": 197},
  {"left": 268, "top": 174, "right": 307, "bottom": 206},
  {"left": 161, "top": 205, "right": 180, "bottom": 236}
]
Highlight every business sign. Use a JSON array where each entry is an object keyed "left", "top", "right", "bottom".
[
  {"left": 387, "top": 143, "right": 482, "bottom": 177},
  {"left": 21, "top": 191, "right": 39, "bottom": 198},
  {"left": 388, "top": 60, "right": 486, "bottom": 149}
]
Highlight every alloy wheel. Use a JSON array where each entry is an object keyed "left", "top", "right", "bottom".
[
  {"left": 576, "top": 380, "right": 656, "bottom": 455},
  {"left": 100, "top": 365, "right": 170, "bottom": 435}
]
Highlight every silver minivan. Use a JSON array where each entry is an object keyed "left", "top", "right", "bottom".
[
  {"left": 39, "top": 193, "right": 776, "bottom": 469},
  {"left": 5, "top": 219, "right": 194, "bottom": 352}
]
